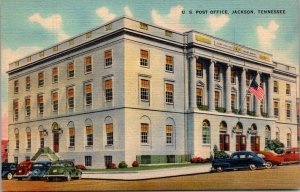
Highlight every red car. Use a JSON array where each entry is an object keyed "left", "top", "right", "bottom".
[
  {"left": 256, "top": 151, "right": 283, "bottom": 168},
  {"left": 13, "top": 161, "right": 33, "bottom": 180},
  {"left": 279, "top": 148, "right": 300, "bottom": 163}
]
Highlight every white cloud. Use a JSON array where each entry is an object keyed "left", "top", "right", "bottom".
[
  {"left": 124, "top": 6, "right": 133, "bottom": 17},
  {"left": 207, "top": 15, "right": 230, "bottom": 33},
  {"left": 29, "top": 13, "right": 69, "bottom": 42},
  {"left": 257, "top": 20, "right": 279, "bottom": 51},
  {"left": 151, "top": 5, "right": 189, "bottom": 32},
  {"left": 96, "top": 7, "right": 117, "bottom": 22}
]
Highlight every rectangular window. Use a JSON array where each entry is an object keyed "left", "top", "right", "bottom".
[
  {"left": 286, "top": 103, "right": 291, "bottom": 119},
  {"left": 106, "top": 123, "right": 113, "bottom": 145},
  {"left": 15, "top": 133, "right": 19, "bottom": 149},
  {"left": 38, "top": 72, "right": 44, "bottom": 87},
  {"left": 38, "top": 95, "right": 44, "bottom": 115},
  {"left": 52, "top": 92, "right": 58, "bottom": 112},
  {"left": 27, "top": 132, "right": 31, "bottom": 149},
  {"left": 105, "top": 79, "right": 113, "bottom": 101},
  {"left": 165, "top": 30, "right": 172, "bottom": 37},
  {"left": 140, "top": 22, "right": 148, "bottom": 30},
  {"left": 141, "top": 123, "right": 149, "bottom": 144},
  {"left": 196, "top": 63, "right": 203, "bottom": 77},
  {"left": 39, "top": 51, "right": 44, "bottom": 57},
  {"left": 286, "top": 84, "right": 290, "bottom": 95},
  {"left": 287, "top": 133, "right": 291, "bottom": 148},
  {"left": 86, "top": 32, "right": 92, "bottom": 39},
  {"left": 53, "top": 46, "right": 58, "bottom": 52},
  {"left": 231, "top": 93, "right": 236, "bottom": 110},
  {"left": 25, "top": 98, "right": 31, "bottom": 117},
  {"left": 14, "top": 80, "right": 19, "bottom": 94},
  {"left": 85, "top": 156, "right": 92, "bottom": 166},
  {"left": 67, "top": 63, "right": 74, "bottom": 78},
  {"left": 14, "top": 157, "right": 18, "bottom": 164},
  {"left": 67, "top": 87, "right": 74, "bottom": 108},
  {"left": 104, "top": 156, "right": 112, "bottom": 166},
  {"left": 260, "top": 98, "right": 265, "bottom": 113},
  {"left": 105, "top": 50, "right": 112, "bottom": 67},
  {"left": 52, "top": 67, "right": 58, "bottom": 83},
  {"left": 86, "top": 126, "right": 93, "bottom": 146},
  {"left": 202, "top": 127, "right": 210, "bottom": 144},
  {"left": 40, "top": 131, "right": 44, "bottom": 148},
  {"left": 13, "top": 100, "right": 19, "bottom": 121},
  {"left": 85, "top": 56, "right": 92, "bottom": 73},
  {"left": 140, "top": 50, "right": 149, "bottom": 67},
  {"left": 215, "top": 91, "right": 220, "bottom": 108},
  {"left": 105, "top": 23, "right": 112, "bottom": 31},
  {"left": 274, "top": 81, "right": 278, "bottom": 93},
  {"left": 196, "top": 88, "right": 203, "bottom": 106},
  {"left": 26, "top": 76, "right": 30, "bottom": 90},
  {"left": 274, "top": 101, "right": 279, "bottom": 117},
  {"left": 140, "top": 79, "right": 150, "bottom": 101},
  {"left": 68, "top": 39, "right": 74, "bottom": 46},
  {"left": 166, "top": 125, "right": 173, "bottom": 144},
  {"left": 69, "top": 128, "right": 75, "bottom": 147},
  {"left": 165, "top": 55, "right": 174, "bottom": 72},
  {"left": 214, "top": 66, "right": 220, "bottom": 80},
  {"left": 85, "top": 84, "right": 92, "bottom": 105},
  {"left": 165, "top": 83, "right": 174, "bottom": 104},
  {"left": 246, "top": 95, "right": 251, "bottom": 111},
  {"left": 231, "top": 70, "right": 236, "bottom": 84}
]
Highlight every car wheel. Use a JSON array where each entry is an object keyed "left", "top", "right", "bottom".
[
  {"left": 249, "top": 164, "right": 257, "bottom": 171},
  {"left": 265, "top": 161, "right": 273, "bottom": 169},
  {"left": 216, "top": 166, "right": 224, "bottom": 173},
  {"left": 66, "top": 174, "right": 71, "bottom": 182},
  {"left": 7, "top": 173, "right": 13, "bottom": 180},
  {"left": 78, "top": 173, "right": 82, "bottom": 180}
]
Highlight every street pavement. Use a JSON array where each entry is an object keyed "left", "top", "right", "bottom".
[{"left": 82, "top": 164, "right": 212, "bottom": 180}]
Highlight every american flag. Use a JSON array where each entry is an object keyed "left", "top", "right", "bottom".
[{"left": 249, "top": 80, "right": 264, "bottom": 101}]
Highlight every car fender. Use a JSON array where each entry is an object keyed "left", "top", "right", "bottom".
[{"left": 213, "top": 162, "right": 231, "bottom": 169}]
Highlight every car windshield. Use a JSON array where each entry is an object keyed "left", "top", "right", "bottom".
[
  {"left": 52, "top": 163, "right": 65, "bottom": 167},
  {"left": 33, "top": 164, "right": 45, "bottom": 167},
  {"left": 2, "top": 164, "right": 10, "bottom": 168}
]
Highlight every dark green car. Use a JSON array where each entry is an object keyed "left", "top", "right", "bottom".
[{"left": 44, "top": 160, "right": 82, "bottom": 181}]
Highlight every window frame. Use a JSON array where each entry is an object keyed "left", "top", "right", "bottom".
[
  {"left": 84, "top": 56, "right": 92, "bottom": 74},
  {"left": 38, "top": 94, "right": 44, "bottom": 115},
  {"left": 85, "top": 156, "right": 92, "bottom": 166},
  {"left": 165, "top": 83, "right": 174, "bottom": 104},
  {"left": 85, "top": 83, "right": 92, "bottom": 106},
  {"left": 25, "top": 76, "right": 30, "bottom": 91},
  {"left": 104, "top": 79, "right": 113, "bottom": 102},
  {"left": 165, "top": 55, "right": 174, "bottom": 73},
  {"left": 140, "top": 50, "right": 149, "bottom": 67},
  {"left": 14, "top": 80, "right": 19, "bottom": 94},
  {"left": 104, "top": 50, "right": 113, "bottom": 68},
  {"left": 67, "top": 62, "right": 75, "bottom": 79},
  {"left": 25, "top": 97, "right": 31, "bottom": 117},
  {"left": 52, "top": 67, "right": 59, "bottom": 83},
  {"left": 52, "top": 91, "right": 59, "bottom": 112},
  {"left": 273, "top": 81, "right": 278, "bottom": 93},
  {"left": 140, "top": 79, "right": 150, "bottom": 102},
  {"left": 38, "top": 72, "right": 44, "bottom": 87},
  {"left": 67, "top": 87, "right": 75, "bottom": 109},
  {"left": 141, "top": 123, "right": 149, "bottom": 144}
]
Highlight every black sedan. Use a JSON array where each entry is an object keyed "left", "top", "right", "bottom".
[
  {"left": 212, "top": 151, "right": 266, "bottom": 172},
  {"left": 2, "top": 163, "right": 18, "bottom": 180},
  {"left": 28, "top": 161, "right": 52, "bottom": 180}
]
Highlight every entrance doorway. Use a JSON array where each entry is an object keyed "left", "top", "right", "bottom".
[
  {"left": 251, "top": 136, "right": 260, "bottom": 151},
  {"left": 53, "top": 132, "right": 59, "bottom": 153},
  {"left": 236, "top": 135, "right": 246, "bottom": 151}
]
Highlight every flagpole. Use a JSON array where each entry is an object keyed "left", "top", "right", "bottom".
[{"left": 238, "top": 76, "right": 255, "bottom": 115}]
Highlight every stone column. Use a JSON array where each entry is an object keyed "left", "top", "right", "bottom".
[
  {"left": 267, "top": 75, "right": 274, "bottom": 117},
  {"left": 240, "top": 68, "right": 247, "bottom": 115},
  {"left": 189, "top": 56, "right": 197, "bottom": 110},
  {"left": 225, "top": 65, "right": 232, "bottom": 113},
  {"left": 255, "top": 72, "right": 261, "bottom": 117},
  {"left": 209, "top": 60, "right": 215, "bottom": 111}
]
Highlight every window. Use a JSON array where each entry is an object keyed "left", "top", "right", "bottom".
[
  {"left": 85, "top": 84, "right": 92, "bottom": 105},
  {"left": 53, "top": 46, "right": 58, "bottom": 52},
  {"left": 276, "top": 131, "right": 280, "bottom": 141},
  {"left": 68, "top": 39, "right": 74, "bottom": 46},
  {"left": 15, "top": 133, "right": 19, "bottom": 149},
  {"left": 85, "top": 56, "right": 92, "bottom": 73},
  {"left": 214, "top": 66, "right": 220, "bottom": 80},
  {"left": 165, "top": 83, "right": 174, "bottom": 104},
  {"left": 38, "top": 95, "right": 44, "bottom": 115},
  {"left": 106, "top": 123, "right": 113, "bottom": 145},
  {"left": 13, "top": 100, "right": 19, "bottom": 121},
  {"left": 246, "top": 95, "right": 251, "bottom": 111},
  {"left": 286, "top": 84, "right": 290, "bottom": 95},
  {"left": 67, "top": 63, "right": 74, "bottom": 78},
  {"left": 260, "top": 98, "right": 265, "bottom": 113},
  {"left": 196, "top": 63, "right": 203, "bottom": 77},
  {"left": 39, "top": 131, "right": 44, "bottom": 148},
  {"left": 196, "top": 88, "right": 203, "bottom": 106},
  {"left": 274, "top": 101, "right": 279, "bottom": 117},
  {"left": 286, "top": 103, "right": 291, "bottom": 119},
  {"left": 246, "top": 73, "right": 251, "bottom": 86},
  {"left": 26, "top": 131, "right": 31, "bottom": 149},
  {"left": 69, "top": 128, "right": 75, "bottom": 147},
  {"left": 52, "top": 67, "right": 58, "bottom": 83},
  {"left": 52, "top": 92, "right": 58, "bottom": 112},
  {"left": 86, "top": 32, "right": 92, "bottom": 39},
  {"left": 166, "top": 125, "right": 173, "bottom": 144},
  {"left": 165, "top": 55, "right": 174, "bottom": 72},
  {"left": 38, "top": 72, "right": 44, "bottom": 87},
  {"left": 231, "top": 93, "right": 236, "bottom": 110},
  {"left": 231, "top": 70, "right": 236, "bottom": 84},
  {"left": 105, "top": 50, "right": 112, "bottom": 67},
  {"left": 25, "top": 98, "right": 31, "bottom": 117},
  {"left": 104, "top": 156, "right": 112, "bottom": 166},
  {"left": 14, "top": 157, "right": 18, "bottom": 164},
  {"left": 141, "top": 123, "right": 149, "bottom": 144},
  {"left": 86, "top": 125, "right": 93, "bottom": 146},
  {"left": 265, "top": 126, "right": 271, "bottom": 145},
  {"left": 67, "top": 87, "right": 74, "bottom": 108},
  {"left": 27, "top": 56, "right": 31, "bottom": 62},
  {"left": 39, "top": 51, "right": 44, "bottom": 57},
  {"left": 287, "top": 133, "right": 291, "bottom": 148},
  {"left": 140, "top": 79, "right": 150, "bottom": 101},
  {"left": 105, "top": 23, "right": 112, "bottom": 31},
  {"left": 14, "top": 80, "right": 19, "bottom": 94},
  {"left": 105, "top": 80, "right": 113, "bottom": 101},
  {"left": 140, "top": 22, "right": 148, "bottom": 30},
  {"left": 202, "top": 121, "right": 210, "bottom": 144},
  {"left": 26, "top": 76, "right": 30, "bottom": 90},
  {"left": 140, "top": 50, "right": 149, "bottom": 67},
  {"left": 215, "top": 91, "right": 220, "bottom": 108},
  {"left": 165, "top": 30, "right": 172, "bottom": 37},
  {"left": 85, "top": 156, "right": 92, "bottom": 166},
  {"left": 25, "top": 156, "right": 30, "bottom": 161},
  {"left": 274, "top": 81, "right": 278, "bottom": 93}
]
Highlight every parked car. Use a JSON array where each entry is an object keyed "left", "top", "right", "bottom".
[
  {"left": 1, "top": 163, "right": 18, "bottom": 180},
  {"left": 28, "top": 161, "right": 52, "bottom": 180},
  {"left": 255, "top": 151, "right": 284, "bottom": 168},
  {"left": 212, "top": 151, "right": 266, "bottom": 172},
  {"left": 279, "top": 148, "right": 300, "bottom": 163},
  {"left": 44, "top": 160, "right": 82, "bottom": 181},
  {"left": 13, "top": 161, "right": 33, "bottom": 180}
]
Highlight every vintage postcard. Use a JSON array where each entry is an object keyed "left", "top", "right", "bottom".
[{"left": 1, "top": 0, "right": 299, "bottom": 191}]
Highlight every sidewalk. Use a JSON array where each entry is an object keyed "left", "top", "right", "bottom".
[{"left": 82, "top": 164, "right": 212, "bottom": 180}]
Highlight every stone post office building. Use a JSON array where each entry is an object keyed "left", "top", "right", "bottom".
[{"left": 7, "top": 17, "right": 298, "bottom": 168}]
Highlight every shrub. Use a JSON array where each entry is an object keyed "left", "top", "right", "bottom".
[
  {"left": 265, "top": 139, "right": 285, "bottom": 154},
  {"left": 106, "top": 163, "right": 117, "bottom": 169},
  {"left": 75, "top": 164, "right": 87, "bottom": 170},
  {"left": 213, "top": 145, "right": 230, "bottom": 159},
  {"left": 191, "top": 157, "right": 204, "bottom": 163},
  {"left": 132, "top": 161, "right": 139, "bottom": 167},
  {"left": 118, "top": 161, "right": 128, "bottom": 168}
]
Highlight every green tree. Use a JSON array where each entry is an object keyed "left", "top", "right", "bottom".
[{"left": 265, "top": 139, "right": 285, "bottom": 154}]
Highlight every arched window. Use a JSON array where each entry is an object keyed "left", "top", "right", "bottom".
[
  {"left": 14, "top": 128, "right": 19, "bottom": 149},
  {"left": 38, "top": 125, "right": 45, "bottom": 148},
  {"left": 166, "top": 117, "right": 175, "bottom": 145},
  {"left": 26, "top": 127, "right": 31, "bottom": 149},
  {"left": 68, "top": 121, "right": 75, "bottom": 147},
  {"left": 202, "top": 120, "right": 210, "bottom": 144},
  {"left": 219, "top": 121, "right": 229, "bottom": 151},
  {"left": 85, "top": 118, "right": 93, "bottom": 146},
  {"left": 105, "top": 117, "right": 113, "bottom": 145},
  {"left": 265, "top": 125, "right": 271, "bottom": 145},
  {"left": 287, "top": 128, "right": 292, "bottom": 148}
]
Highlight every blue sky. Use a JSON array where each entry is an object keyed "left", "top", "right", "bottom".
[{"left": 1, "top": 0, "right": 299, "bottom": 139}]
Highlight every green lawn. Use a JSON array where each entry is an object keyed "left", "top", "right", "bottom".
[{"left": 82, "top": 163, "right": 209, "bottom": 172}]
